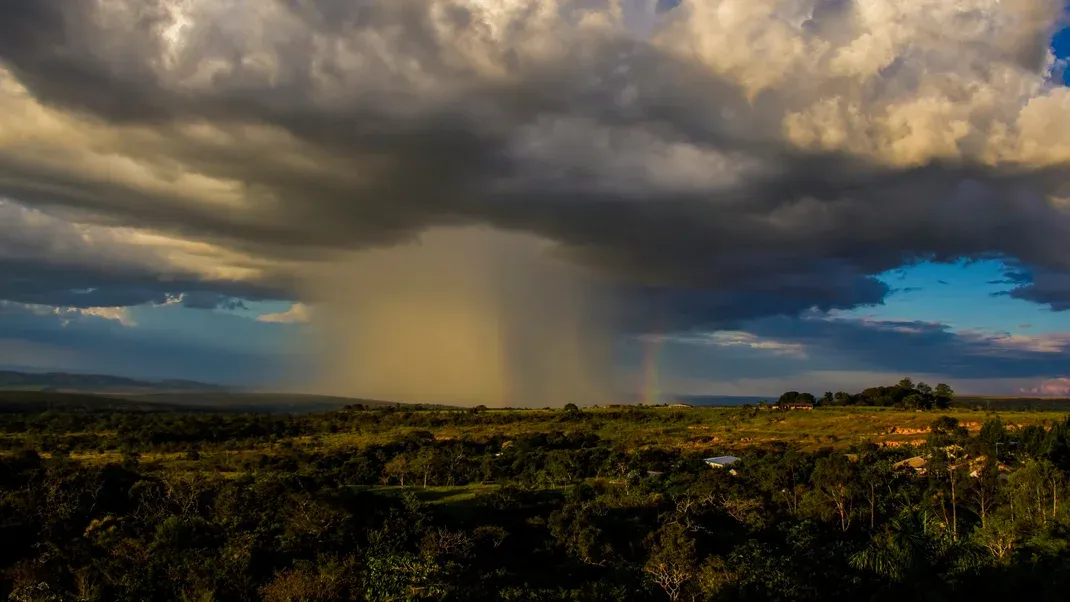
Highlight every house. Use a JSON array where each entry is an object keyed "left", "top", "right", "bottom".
[
  {"left": 767, "top": 400, "right": 814, "bottom": 411},
  {"left": 893, "top": 456, "right": 928, "bottom": 474},
  {"left": 956, "top": 455, "right": 1012, "bottom": 479},
  {"left": 666, "top": 403, "right": 693, "bottom": 408},
  {"left": 705, "top": 456, "right": 740, "bottom": 476},
  {"left": 704, "top": 456, "right": 740, "bottom": 469},
  {"left": 894, "top": 453, "right": 1013, "bottom": 480}
]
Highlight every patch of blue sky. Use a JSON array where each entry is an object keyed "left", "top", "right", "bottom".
[
  {"left": 837, "top": 259, "right": 1069, "bottom": 335},
  {"left": 127, "top": 302, "right": 301, "bottom": 354},
  {"left": 1052, "top": 25, "right": 1070, "bottom": 84}
]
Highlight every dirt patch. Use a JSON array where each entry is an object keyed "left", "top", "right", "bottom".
[
  {"left": 888, "top": 427, "right": 929, "bottom": 435},
  {"left": 882, "top": 439, "right": 926, "bottom": 448}
]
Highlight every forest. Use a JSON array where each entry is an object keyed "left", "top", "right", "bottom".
[
  {"left": 777, "top": 378, "right": 956, "bottom": 410},
  {"left": 3, "top": 392, "right": 1070, "bottom": 601}
]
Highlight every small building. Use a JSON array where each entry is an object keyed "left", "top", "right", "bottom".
[
  {"left": 958, "top": 455, "right": 1012, "bottom": 479},
  {"left": 666, "top": 403, "right": 692, "bottom": 408},
  {"left": 892, "top": 456, "right": 928, "bottom": 474},
  {"left": 704, "top": 456, "right": 740, "bottom": 469}
]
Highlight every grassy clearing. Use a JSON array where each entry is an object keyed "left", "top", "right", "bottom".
[
  {"left": 308, "top": 406, "right": 1067, "bottom": 452},
  {"left": 4, "top": 407, "right": 1066, "bottom": 469},
  {"left": 664, "top": 407, "right": 1065, "bottom": 451},
  {"left": 358, "top": 483, "right": 502, "bottom": 505}
]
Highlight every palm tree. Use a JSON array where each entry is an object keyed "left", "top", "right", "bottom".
[{"left": 850, "top": 508, "right": 985, "bottom": 582}]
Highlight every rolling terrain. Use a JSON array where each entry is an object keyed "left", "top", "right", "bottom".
[
  {"left": 3, "top": 388, "right": 1070, "bottom": 600},
  {"left": 0, "top": 369, "right": 227, "bottom": 393},
  {"left": 120, "top": 392, "right": 436, "bottom": 413},
  {"left": 0, "top": 370, "right": 455, "bottom": 413}
]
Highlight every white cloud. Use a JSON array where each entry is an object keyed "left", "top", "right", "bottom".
[
  {"left": 257, "top": 303, "right": 312, "bottom": 324},
  {"left": 0, "top": 300, "right": 136, "bottom": 327},
  {"left": 74, "top": 307, "right": 138, "bottom": 327},
  {"left": 0, "top": 197, "right": 294, "bottom": 294},
  {"left": 666, "top": 330, "right": 809, "bottom": 358},
  {"left": 956, "top": 329, "right": 1070, "bottom": 354},
  {"left": 1021, "top": 377, "right": 1070, "bottom": 396}
]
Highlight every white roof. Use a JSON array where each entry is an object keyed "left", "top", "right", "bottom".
[{"left": 704, "top": 456, "right": 740, "bottom": 465}]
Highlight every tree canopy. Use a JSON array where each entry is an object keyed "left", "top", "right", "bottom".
[{"left": 0, "top": 392, "right": 1068, "bottom": 601}]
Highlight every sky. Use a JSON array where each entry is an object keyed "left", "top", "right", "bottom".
[{"left": 1, "top": 0, "right": 1070, "bottom": 403}]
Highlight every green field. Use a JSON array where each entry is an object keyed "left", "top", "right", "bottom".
[
  {"left": 4, "top": 391, "right": 1066, "bottom": 473},
  {"left": 358, "top": 484, "right": 504, "bottom": 504}
]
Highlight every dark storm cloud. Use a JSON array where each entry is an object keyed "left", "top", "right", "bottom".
[
  {"left": 986, "top": 262, "right": 1070, "bottom": 311},
  {"left": 0, "top": 199, "right": 294, "bottom": 309},
  {"left": 0, "top": 258, "right": 281, "bottom": 309},
  {"left": 745, "top": 315, "right": 1070, "bottom": 380},
  {"left": 1005, "top": 269, "right": 1070, "bottom": 310},
  {"left": 612, "top": 266, "right": 890, "bottom": 332},
  {"left": 178, "top": 293, "right": 249, "bottom": 311},
  {"left": 0, "top": 0, "right": 179, "bottom": 122},
  {"left": 0, "top": 0, "right": 1069, "bottom": 325}
]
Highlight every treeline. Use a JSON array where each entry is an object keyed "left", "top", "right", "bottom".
[
  {"left": 4, "top": 403, "right": 1070, "bottom": 600},
  {"left": 779, "top": 377, "right": 956, "bottom": 410}
]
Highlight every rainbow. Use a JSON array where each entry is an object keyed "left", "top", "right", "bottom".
[{"left": 641, "top": 333, "right": 666, "bottom": 405}]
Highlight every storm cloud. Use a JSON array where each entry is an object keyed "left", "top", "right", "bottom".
[
  {"left": 645, "top": 312, "right": 1070, "bottom": 393},
  {"left": 1, "top": 0, "right": 1070, "bottom": 396}
]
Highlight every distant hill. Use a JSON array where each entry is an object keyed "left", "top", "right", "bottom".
[
  {"left": 0, "top": 390, "right": 456, "bottom": 414},
  {"left": 0, "top": 370, "right": 228, "bottom": 394},
  {"left": 122, "top": 392, "right": 435, "bottom": 413},
  {"left": 0, "top": 390, "right": 215, "bottom": 414},
  {"left": 0, "top": 371, "right": 460, "bottom": 413}
]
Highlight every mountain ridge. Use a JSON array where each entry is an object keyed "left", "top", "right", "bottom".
[{"left": 0, "top": 370, "right": 229, "bottom": 393}]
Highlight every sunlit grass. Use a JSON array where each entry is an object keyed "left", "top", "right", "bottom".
[
  {"left": 3, "top": 407, "right": 1065, "bottom": 467},
  {"left": 360, "top": 483, "right": 502, "bottom": 505}
]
